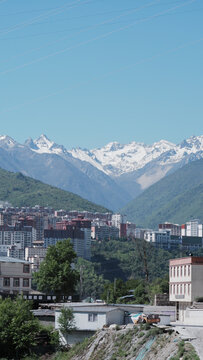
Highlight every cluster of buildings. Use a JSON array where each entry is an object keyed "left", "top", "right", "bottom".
[
  {"left": 0, "top": 206, "right": 136, "bottom": 277},
  {"left": 143, "top": 219, "right": 203, "bottom": 250}
]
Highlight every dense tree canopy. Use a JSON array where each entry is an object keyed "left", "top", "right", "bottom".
[
  {"left": 75, "top": 257, "right": 108, "bottom": 300},
  {"left": 34, "top": 239, "right": 79, "bottom": 296},
  {"left": 0, "top": 297, "right": 40, "bottom": 359},
  {"left": 91, "top": 238, "right": 174, "bottom": 282}
]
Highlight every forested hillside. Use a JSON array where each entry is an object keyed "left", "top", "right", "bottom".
[
  {"left": 0, "top": 168, "right": 109, "bottom": 212},
  {"left": 122, "top": 159, "right": 203, "bottom": 227}
]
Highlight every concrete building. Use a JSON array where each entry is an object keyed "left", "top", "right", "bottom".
[
  {"left": 55, "top": 303, "right": 143, "bottom": 345},
  {"left": 144, "top": 230, "right": 171, "bottom": 249},
  {"left": 111, "top": 214, "right": 127, "bottom": 238},
  {"left": 169, "top": 256, "right": 203, "bottom": 323},
  {"left": 0, "top": 256, "right": 32, "bottom": 294},
  {"left": 0, "top": 224, "right": 33, "bottom": 259},
  {"left": 7, "top": 245, "right": 24, "bottom": 260},
  {"left": 91, "top": 225, "right": 119, "bottom": 240},
  {"left": 25, "top": 247, "right": 47, "bottom": 272},
  {"left": 126, "top": 222, "right": 136, "bottom": 238},
  {"left": 44, "top": 222, "right": 91, "bottom": 260},
  {"left": 181, "top": 219, "right": 203, "bottom": 237},
  {"left": 159, "top": 222, "right": 181, "bottom": 236}
]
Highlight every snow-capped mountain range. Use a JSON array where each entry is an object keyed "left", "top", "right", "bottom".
[{"left": 0, "top": 134, "right": 202, "bottom": 210}]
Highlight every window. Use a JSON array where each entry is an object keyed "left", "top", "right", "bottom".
[
  {"left": 184, "top": 266, "right": 186, "bottom": 276},
  {"left": 177, "top": 267, "right": 179, "bottom": 277},
  {"left": 173, "top": 267, "right": 176, "bottom": 277},
  {"left": 13, "top": 278, "right": 20, "bottom": 287},
  {"left": 23, "top": 264, "right": 30, "bottom": 273},
  {"left": 23, "top": 278, "right": 29, "bottom": 287},
  {"left": 180, "top": 266, "right": 183, "bottom": 276},
  {"left": 3, "top": 278, "right": 10, "bottom": 287},
  {"left": 188, "top": 265, "right": 191, "bottom": 276},
  {"left": 188, "top": 284, "right": 190, "bottom": 295},
  {"left": 180, "top": 284, "right": 182, "bottom": 294},
  {"left": 170, "top": 267, "right": 172, "bottom": 277},
  {"left": 88, "top": 313, "right": 98, "bottom": 322}
]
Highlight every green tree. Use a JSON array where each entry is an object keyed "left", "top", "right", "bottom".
[
  {"left": 34, "top": 239, "right": 79, "bottom": 296},
  {"left": 75, "top": 257, "right": 107, "bottom": 300},
  {"left": 58, "top": 307, "right": 76, "bottom": 335},
  {"left": 0, "top": 297, "right": 40, "bottom": 359},
  {"left": 133, "top": 282, "right": 150, "bottom": 304}
]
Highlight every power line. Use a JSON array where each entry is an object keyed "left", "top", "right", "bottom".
[
  {"left": 1, "top": 35, "right": 202, "bottom": 114},
  {"left": 0, "top": 0, "right": 93, "bottom": 36},
  {"left": 0, "top": 0, "right": 195, "bottom": 76},
  {"left": 1, "top": 7, "right": 202, "bottom": 42},
  {"left": 0, "top": 0, "right": 160, "bottom": 64}
]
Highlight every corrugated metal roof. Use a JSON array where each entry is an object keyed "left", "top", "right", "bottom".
[
  {"left": 55, "top": 305, "right": 123, "bottom": 313},
  {"left": 0, "top": 256, "right": 30, "bottom": 264}
]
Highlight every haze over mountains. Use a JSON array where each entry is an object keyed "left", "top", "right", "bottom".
[
  {"left": 122, "top": 159, "right": 203, "bottom": 228},
  {"left": 0, "top": 134, "right": 202, "bottom": 211}
]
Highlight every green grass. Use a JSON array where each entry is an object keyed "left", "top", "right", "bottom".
[{"left": 170, "top": 340, "right": 200, "bottom": 360}]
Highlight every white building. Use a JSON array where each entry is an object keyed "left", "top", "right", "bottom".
[
  {"left": 0, "top": 256, "right": 32, "bottom": 294},
  {"left": 25, "top": 247, "right": 47, "bottom": 272},
  {"left": 181, "top": 219, "right": 203, "bottom": 237},
  {"left": 169, "top": 256, "right": 203, "bottom": 323},
  {"left": 144, "top": 230, "right": 171, "bottom": 249},
  {"left": 111, "top": 214, "right": 126, "bottom": 228},
  {"left": 55, "top": 303, "right": 143, "bottom": 345}
]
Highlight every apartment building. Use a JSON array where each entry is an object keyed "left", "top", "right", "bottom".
[
  {"left": 181, "top": 219, "right": 203, "bottom": 237},
  {"left": 159, "top": 222, "right": 181, "bottom": 236},
  {"left": 91, "top": 224, "right": 119, "bottom": 240},
  {"left": 169, "top": 256, "right": 203, "bottom": 322},
  {"left": 44, "top": 220, "right": 91, "bottom": 260},
  {"left": 144, "top": 230, "right": 171, "bottom": 249},
  {"left": 0, "top": 223, "right": 33, "bottom": 246},
  {"left": 0, "top": 256, "right": 32, "bottom": 294}
]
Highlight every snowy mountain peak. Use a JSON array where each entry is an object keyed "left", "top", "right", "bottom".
[
  {"left": 69, "top": 136, "right": 203, "bottom": 176},
  {"left": 102, "top": 141, "right": 123, "bottom": 152},
  {"left": 0, "top": 135, "right": 17, "bottom": 148},
  {"left": 25, "top": 134, "right": 66, "bottom": 156},
  {"left": 33, "top": 134, "right": 54, "bottom": 150}
]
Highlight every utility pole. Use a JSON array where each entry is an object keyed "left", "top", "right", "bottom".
[{"left": 79, "top": 265, "right": 84, "bottom": 301}]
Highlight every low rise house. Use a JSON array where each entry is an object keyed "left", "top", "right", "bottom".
[
  {"left": 55, "top": 303, "right": 143, "bottom": 345},
  {"left": 0, "top": 256, "right": 32, "bottom": 294}
]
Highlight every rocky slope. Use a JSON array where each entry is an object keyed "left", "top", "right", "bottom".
[{"left": 58, "top": 324, "right": 200, "bottom": 360}]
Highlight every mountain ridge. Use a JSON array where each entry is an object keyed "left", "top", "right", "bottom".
[
  {"left": 122, "top": 158, "right": 203, "bottom": 228},
  {"left": 0, "top": 167, "right": 109, "bottom": 213},
  {"left": 0, "top": 134, "right": 202, "bottom": 210}
]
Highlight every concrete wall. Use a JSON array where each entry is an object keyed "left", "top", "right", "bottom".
[
  {"left": 184, "top": 308, "right": 203, "bottom": 325},
  {"left": 191, "top": 265, "right": 203, "bottom": 301},
  {"left": 107, "top": 310, "right": 124, "bottom": 326},
  {"left": 61, "top": 330, "right": 95, "bottom": 346}
]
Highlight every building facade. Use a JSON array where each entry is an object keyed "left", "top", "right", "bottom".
[
  {"left": 169, "top": 256, "right": 203, "bottom": 322},
  {"left": 0, "top": 256, "right": 32, "bottom": 294}
]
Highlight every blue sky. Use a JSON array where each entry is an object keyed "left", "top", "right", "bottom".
[{"left": 0, "top": 0, "right": 202, "bottom": 149}]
